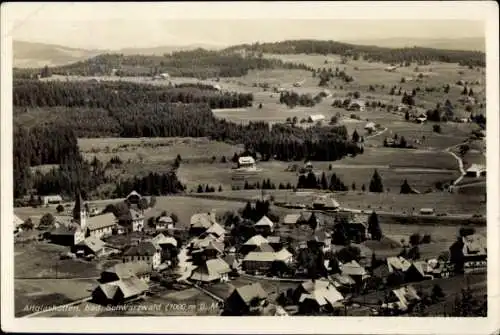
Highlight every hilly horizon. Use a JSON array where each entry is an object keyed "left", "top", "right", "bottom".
[{"left": 13, "top": 37, "right": 485, "bottom": 69}]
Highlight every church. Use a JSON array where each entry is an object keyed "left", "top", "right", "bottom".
[{"left": 49, "top": 192, "right": 118, "bottom": 246}]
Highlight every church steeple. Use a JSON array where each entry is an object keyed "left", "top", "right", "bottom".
[{"left": 73, "top": 190, "right": 87, "bottom": 229}]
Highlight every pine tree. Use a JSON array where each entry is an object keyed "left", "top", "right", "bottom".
[
  {"left": 405, "top": 111, "right": 410, "bottom": 121},
  {"left": 351, "top": 182, "right": 356, "bottom": 191},
  {"left": 351, "top": 129, "right": 360, "bottom": 143},
  {"left": 368, "top": 211, "right": 382, "bottom": 240},
  {"left": 369, "top": 170, "right": 384, "bottom": 193},
  {"left": 400, "top": 179, "right": 412, "bottom": 194},
  {"left": 197, "top": 184, "right": 204, "bottom": 193},
  {"left": 320, "top": 172, "right": 328, "bottom": 190},
  {"left": 361, "top": 184, "right": 366, "bottom": 192}
]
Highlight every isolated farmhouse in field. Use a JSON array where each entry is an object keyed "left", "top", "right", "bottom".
[
  {"left": 465, "top": 164, "right": 486, "bottom": 178},
  {"left": 237, "top": 156, "right": 257, "bottom": 170},
  {"left": 41, "top": 195, "right": 63, "bottom": 206},
  {"left": 308, "top": 114, "right": 326, "bottom": 124}
]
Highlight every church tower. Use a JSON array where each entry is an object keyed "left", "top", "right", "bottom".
[{"left": 73, "top": 191, "right": 87, "bottom": 230}]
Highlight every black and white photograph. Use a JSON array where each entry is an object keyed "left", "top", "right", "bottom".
[{"left": 1, "top": 2, "right": 499, "bottom": 334}]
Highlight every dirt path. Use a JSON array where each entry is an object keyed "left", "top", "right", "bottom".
[{"left": 444, "top": 143, "right": 467, "bottom": 188}]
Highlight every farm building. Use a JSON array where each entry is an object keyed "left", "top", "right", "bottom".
[
  {"left": 308, "top": 114, "right": 326, "bottom": 123},
  {"left": 416, "top": 115, "right": 427, "bottom": 124},
  {"left": 312, "top": 195, "right": 340, "bottom": 210},
  {"left": 224, "top": 283, "right": 268, "bottom": 316},
  {"left": 191, "top": 240, "right": 225, "bottom": 263},
  {"left": 384, "top": 66, "right": 398, "bottom": 72},
  {"left": 92, "top": 277, "right": 149, "bottom": 306},
  {"left": 160, "top": 73, "right": 170, "bottom": 79},
  {"left": 99, "top": 261, "right": 152, "bottom": 284},
  {"left": 41, "top": 195, "right": 63, "bottom": 206},
  {"left": 348, "top": 100, "right": 366, "bottom": 112},
  {"left": 240, "top": 234, "right": 273, "bottom": 255},
  {"left": 154, "top": 215, "right": 174, "bottom": 230},
  {"left": 123, "top": 241, "right": 162, "bottom": 270},
  {"left": 71, "top": 236, "right": 106, "bottom": 257},
  {"left": 293, "top": 279, "right": 344, "bottom": 315},
  {"left": 150, "top": 233, "right": 178, "bottom": 249},
  {"left": 189, "top": 211, "right": 217, "bottom": 236},
  {"left": 237, "top": 156, "right": 257, "bottom": 170},
  {"left": 266, "top": 236, "right": 283, "bottom": 251},
  {"left": 364, "top": 122, "right": 376, "bottom": 132},
  {"left": 340, "top": 260, "right": 370, "bottom": 284},
  {"left": 449, "top": 233, "right": 487, "bottom": 273},
  {"left": 381, "top": 285, "right": 420, "bottom": 313},
  {"left": 254, "top": 216, "right": 275, "bottom": 236},
  {"left": 283, "top": 213, "right": 302, "bottom": 225},
  {"left": 419, "top": 208, "right": 435, "bottom": 215},
  {"left": 84, "top": 213, "right": 118, "bottom": 239},
  {"left": 213, "top": 84, "right": 222, "bottom": 91},
  {"left": 242, "top": 248, "right": 293, "bottom": 274},
  {"left": 205, "top": 222, "right": 226, "bottom": 239},
  {"left": 465, "top": 164, "right": 486, "bottom": 177},
  {"left": 189, "top": 257, "right": 231, "bottom": 284},
  {"left": 126, "top": 191, "right": 142, "bottom": 204}
]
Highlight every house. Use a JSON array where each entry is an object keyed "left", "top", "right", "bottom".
[
  {"left": 382, "top": 285, "right": 420, "bottom": 313},
  {"left": 419, "top": 208, "right": 435, "bottom": 215},
  {"left": 364, "top": 122, "right": 376, "bottom": 132},
  {"left": 384, "top": 66, "right": 398, "bottom": 72},
  {"left": 48, "top": 222, "right": 85, "bottom": 246},
  {"left": 309, "top": 230, "right": 332, "bottom": 253},
  {"left": 387, "top": 256, "right": 413, "bottom": 273},
  {"left": 348, "top": 100, "right": 366, "bottom": 112},
  {"left": 312, "top": 195, "right": 340, "bottom": 210},
  {"left": 160, "top": 73, "right": 170, "bottom": 80},
  {"left": 155, "top": 216, "right": 174, "bottom": 230},
  {"left": 452, "top": 234, "right": 487, "bottom": 273},
  {"left": 224, "top": 283, "right": 268, "bottom": 315},
  {"left": 191, "top": 240, "right": 225, "bottom": 264},
  {"left": 72, "top": 236, "right": 106, "bottom": 257},
  {"left": 304, "top": 161, "right": 314, "bottom": 172},
  {"left": 237, "top": 156, "right": 257, "bottom": 170},
  {"left": 85, "top": 213, "right": 118, "bottom": 239},
  {"left": 213, "top": 84, "right": 222, "bottom": 91},
  {"left": 293, "top": 279, "right": 344, "bottom": 315},
  {"left": 205, "top": 222, "right": 226, "bottom": 239},
  {"left": 254, "top": 216, "right": 275, "bottom": 236},
  {"left": 240, "top": 235, "right": 273, "bottom": 255},
  {"left": 242, "top": 248, "right": 293, "bottom": 274},
  {"left": 41, "top": 195, "right": 63, "bottom": 206},
  {"left": 190, "top": 211, "right": 217, "bottom": 236},
  {"left": 266, "top": 236, "right": 283, "bottom": 251},
  {"left": 92, "top": 277, "right": 148, "bottom": 306},
  {"left": 283, "top": 214, "right": 302, "bottom": 225},
  {"left": 308, "top": 114, "right": 326, "bottom": 124},
  {"left": 123, "top": 241, "right": 162, "bottom": 270},
  {"left": 99, "top": 261, "right": 152, "bottom": 284},
  {"left": 416, "top": 115, "right": 427, "bottom": 124},
  {"left": 150, "top": 233, "right": 178, "bottom": 249},
  {"left": 330, "top": 273, "right": 356, "bottom": 293},
  {"left": 465, "top": 164, "right": 486, "bottom": 178},
  {"left": 348, "top": 214, "right": 369, "bottom": 242},
  {"left": 340, "top": 260, "right": 370, "bottom": 284},
  {"left": 126, "top": 191, "right": 142, "bottom": 205},
  {"left": 189, "top": 257, "right": 231, "bottom": 284}
]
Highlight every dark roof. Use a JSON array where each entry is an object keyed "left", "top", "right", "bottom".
[
  {"left": 232, "top": 283, "right": 268, "bottom": 305},
  {"left": 123, "top": 241, "right": 160, "bottom": 256}
]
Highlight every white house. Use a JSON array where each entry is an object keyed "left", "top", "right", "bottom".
[
  {"left": 130, "top": 209, "right": 145, "bottom": 232},
  {"left": 308, "top": 114, "right": 326, "bottom": 123},
  {"left": 364, "top": 122, "right": 376, "bottom": 132},
  {"left": 254, "top": 216, "right": 275, "bottom": 235},
  {"left": 41, "top": 195, "right": 63, "bottom": 206},
  {"left": 238, "top": 156, "right": 256, "bottom": 170},
  {"left": 189, "top": 257, "right": 231, "bottom": 283},
  {"left": 465, "top": 164, "right": 486, "bottom": 178}
]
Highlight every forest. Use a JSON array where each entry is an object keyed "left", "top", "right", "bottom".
[
  {"left": 13, "top": 48, "right": 314, "bottom": 79},
  {"left": 13, "top": 79, "right": 362, "bottom": 199},
  {"left": 225, "top": 40, "right": 486, "bottom": 67}
]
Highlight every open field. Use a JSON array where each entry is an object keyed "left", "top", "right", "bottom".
[
  {"left": 15, "top": 279, "right": 96, "bottom": 317},
  {"left": 15, "top": 242, "right": 101, "bottom": 279},
  {"left": 79, "top": 137, "right": 243, "bottom": 164}
]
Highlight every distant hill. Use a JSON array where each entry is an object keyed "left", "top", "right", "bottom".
[
  {"left": 13, "top": 40, "right": 104, "bottom": 68},
  {"left": 13, "top": 40, "right": 224, "bottom": 68},
  {"left": 343, "top": 37, "right": 485, "bottom": 52}
]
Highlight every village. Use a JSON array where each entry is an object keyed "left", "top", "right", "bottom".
[{"left": 14, "top": 183, "right": 487, "bottom": 317}]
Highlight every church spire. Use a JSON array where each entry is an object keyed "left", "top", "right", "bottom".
[{"left": 73, "top": 190, "right": 84, "bottom": 221}]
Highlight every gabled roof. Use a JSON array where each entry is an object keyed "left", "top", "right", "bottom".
[
  {"left": 123, "top": 241, "right": 160, "bottom": 257},
  {"left": 76, "top": 236, "right": 105, "bottom": 253},
  {"left": 392, "top": 285, "right": 420, "bottom": 309},
  {"left": 255, "top": 216, "right": 274, "bottom": 228},
  {"left": 87, "top": 213, "right": 117, "bottom": 231},
  {"left": 238, "top": 156, "right": 256, "bottom": 165},
  {"left": 103, "top": 261, "right": 152, "bottom": 279},
  {"left": 387, "top": 256, "right": 412, "bottom": 272},
  {"left": 206, "top": 222, "right": 226, "bottom": 237},
  {"left": 298, "top": 280, "right": 344, "bottom": 307},
  {"left": 190, "top": 258, "right": 231, "bottom": 282},
  {"left": 157, "top": 216, "right": 173, "bottom": 224},
  {"left": 127, "top": 190, "right": 142, "bottom": 199},
  {"left": 231, "top": 283, "right": 268, "bottom": 305},
  {"left": 14, "top": 214, "right": 24, "bottom": 227},
  {"left": 150, "top": 233, "right": 178, "bottom": 247},
  {"left": 274, "top": 248, "right": 293, "bottom": 261},
  {"left": 266, "top": 236, "right": 281, "bottom": 244},
  {"left": 341, "top": 260, "right": 369, "bottom": 277},
  {"left": 190, "top": 213, "right": 215, "bottom": 229},
  {"left": 244, "top": 234, "right": 268, "bottom": 246},
  {"left": 244, "top": 248, "right": 292, "bottom": 263},
  {"left": 365, "top": 122, "right": 376, "bottom": 129},
  {"left": 283, "top": 214, "right": 301, "bottom": 225}
]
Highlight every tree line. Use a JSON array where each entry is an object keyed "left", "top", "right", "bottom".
[
  {"left": 14, "top": 48, "right": 314, "bottom": 79},
  {"left": 225, "top": 40, "right": 486, "bottom": 67}
]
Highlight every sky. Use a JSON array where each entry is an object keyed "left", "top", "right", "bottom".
[{"left": 3, "top": 2, "right": 487, "bottom": 50}]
